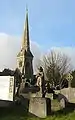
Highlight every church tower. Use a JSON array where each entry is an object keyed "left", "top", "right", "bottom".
[{"left": 17, "top": 8, "right": 33, "bottom": 81}]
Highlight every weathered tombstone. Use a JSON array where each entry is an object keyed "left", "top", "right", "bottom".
[
  {"left": 29, "top": 67, "right": 51, "bottom": 118},
  {"left": 0, "top": 76, "right": 14, "bottom": 101},
  {"left": 0, "top": 76, "right": 15, "bottom": 107},
  {"left": 29, "top": 97, "right": 51, "bottom": 118}
]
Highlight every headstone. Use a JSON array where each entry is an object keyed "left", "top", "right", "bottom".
[
  {"left": 0, "top": 76, "right": 14, "bottom": 101},
  {"left": 29, "top": 97, "right": 51, "bottom": 118}
]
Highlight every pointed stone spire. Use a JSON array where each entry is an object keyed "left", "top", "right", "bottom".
[
  {"left": 17, "top": 7, "right": 34, "bottom": 80},
  {"left": 22, "top": 7, "right": 30, "bottom": 50}
]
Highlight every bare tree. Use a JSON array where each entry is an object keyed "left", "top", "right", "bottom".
[{"left": 36, "top": 50, "right": 72, "bottom": 89}]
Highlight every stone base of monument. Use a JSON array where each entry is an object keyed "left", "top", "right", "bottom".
[{"left": 29, "top": 97, "right": 51, "bottom": 118}]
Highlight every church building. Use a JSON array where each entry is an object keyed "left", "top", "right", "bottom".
[{"left": 17, "top": 9, "right": 34, "bottom": 81}]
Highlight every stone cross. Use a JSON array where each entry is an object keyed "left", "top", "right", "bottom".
[{"left": 66, "top": 73, "right": 73, "bottom": 87}]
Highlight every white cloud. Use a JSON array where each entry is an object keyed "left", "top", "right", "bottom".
[
  {"left": 30, "top": 40, "right": 42, "bottom": 74},
  {"left": 0, "top": 33, "right": 75, "bottom": 74},
  {"left": 0, "top": 33, "right": 42, "bottom": 73}
]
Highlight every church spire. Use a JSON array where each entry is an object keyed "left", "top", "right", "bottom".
[
  {"left": 17, "top": 7, "right": 33, "bottom": 80},
  {"left": 22, "top": 7, "right": 30, "bottom": 50}
]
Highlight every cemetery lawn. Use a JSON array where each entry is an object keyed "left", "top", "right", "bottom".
[{"left": 0, "top": 100, "right": 75, "bottom": 120}]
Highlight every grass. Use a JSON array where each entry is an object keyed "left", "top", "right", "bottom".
[{"left": 0, "top": 101, "right": 75, "bottom": 120}]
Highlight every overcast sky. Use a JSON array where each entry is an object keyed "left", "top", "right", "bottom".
[{"left": 0, "top": 0, "right": 75, "bottom": 73}]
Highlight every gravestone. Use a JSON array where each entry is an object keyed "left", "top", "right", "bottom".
[{"left": 29, "top": 97, "right": 51, "bottom": 118}]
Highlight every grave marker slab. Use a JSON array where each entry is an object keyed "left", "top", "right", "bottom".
[{"left": 29, "top": 97, "right": 51, "bottom": 118}]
